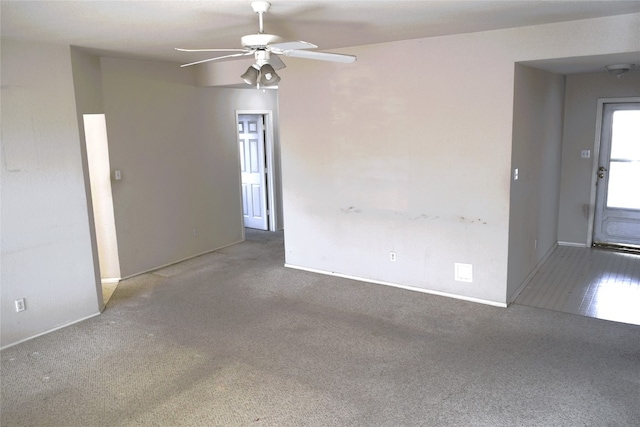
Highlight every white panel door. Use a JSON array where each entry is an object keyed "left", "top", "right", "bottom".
[
  {"left": 593, "top": 102, "right": 640, "bottom": 247},
  {"left": 238, "top": 114, "right": 268, "bottom": 230}
]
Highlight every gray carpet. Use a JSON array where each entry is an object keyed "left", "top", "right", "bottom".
[{"left": 2, "top": 229, "right": 639, "bottom": 426}]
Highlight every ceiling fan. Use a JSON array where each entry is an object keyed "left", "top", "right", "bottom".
[{"left": 176, "top": 1, "right": 356, "bottom": 87}]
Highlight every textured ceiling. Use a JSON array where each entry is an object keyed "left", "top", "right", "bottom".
[{"left": 2, "top": 1, "right": 640, "bottom": 72}]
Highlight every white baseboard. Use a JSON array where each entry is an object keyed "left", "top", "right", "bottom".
[
  {"left": 508, "top": 242, "right": 558, "bottom": 304},
  {"left": 0, "top": 311, "right": 101, "bottom": 351},
  {"left": 558, "top": 241, "right": 588, "bottom": 248},
  {"left": 284, "top": 264, "right": 507, "bottom": 308},
  {"left": 120, "top": 239, "right": 244, "bottom": 281}
]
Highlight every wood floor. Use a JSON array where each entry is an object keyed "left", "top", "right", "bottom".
[{"left": 515, "top": 245, "right": 640, "bottom": 326}]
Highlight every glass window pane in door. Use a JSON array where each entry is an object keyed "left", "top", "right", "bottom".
[
  {"left": 610, "top": 110, "right": 640, "bottom": 161},
  {"left": 607, "top": 161, "right": 640, "bottom": 209}
]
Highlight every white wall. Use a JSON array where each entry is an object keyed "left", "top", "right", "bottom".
[
  {"left": 277, "top": 14, "right": 640, "bottom": 305},
  {"left": 196, "top": 58, "right": 254, "bottom": 87},
  {"left": 1, "top": 14, "right": 637, "bottom": 346},
  {"left": 100, "top": 58, "right": 246, "bottom": 278},
  {"left": 69, "top": 48, "right": 107, "bottom": 288},
  {"left": 557, "top": 71, "right": 640, "bottom": 245},
  {"left": 508, "top": 64, "right": 565, "bottom": 301},
  {"left": 1, "top": 47, "right": 281, "bottom": 346},
  {"left": 70, "top": 48, "right": 104, "bottom": 114},
  {"left": 1, "top": 39, "right": 101, "bottom": 347}
]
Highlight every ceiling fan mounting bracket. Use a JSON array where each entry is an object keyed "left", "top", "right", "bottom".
[{"left": 251, "top": 1, "right": 271, "bottom": 14}]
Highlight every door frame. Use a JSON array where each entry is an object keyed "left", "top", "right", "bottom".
[
  {"left": 235, "top": 109, "right": 278, "bottom": 232},
  {"left": 587, "top": 97, "right": 640, "bottom": 246}
]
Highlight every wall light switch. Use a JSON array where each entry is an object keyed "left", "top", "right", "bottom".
[
  {"left": 581, "top": 150, "right": 591, "bottom": 159},
  {"left": 114, "top": 170, "right": 122, "bottom": 181}
]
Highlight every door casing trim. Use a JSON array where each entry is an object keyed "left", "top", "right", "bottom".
[
  {"left": 588, "top": 97, "right": 640, "bottom": 246},
  {"left": 235, "top": 110, "right": 278, "bottom": 233}
]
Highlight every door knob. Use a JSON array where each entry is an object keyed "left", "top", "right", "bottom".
[
  {"left": 598, "top": 166, "right": 607, "bottom": 172},
  {"left": 598, "top": 172, "right": 605, "bottom": 178}
]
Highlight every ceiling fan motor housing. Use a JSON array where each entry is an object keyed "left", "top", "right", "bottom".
[{"left": 241, "top": 33, "right": 282, "bottom": 49}]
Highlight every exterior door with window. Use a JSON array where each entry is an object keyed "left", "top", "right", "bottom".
[
  {"left": 238, "top": 114, "right": 268, "bottom": 230},
  {"left": 593, "top": 102, "right": 640, "bottom": 247}
]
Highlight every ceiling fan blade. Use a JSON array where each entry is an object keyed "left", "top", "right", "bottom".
[
  {"left": 180, "top": 51, "right": 253, "bottom": 68},
  {"left": 176, "top": 48, "right": 248, "bottom": 53},
  {"left": 269, "top": 41, "right": 317, "bottom": 52},
  {"left": 269, "top": 54, "right": 286, "bottom": 70},
  {"left": 283, "top": 50, "right": 356, "bottom": 63}
]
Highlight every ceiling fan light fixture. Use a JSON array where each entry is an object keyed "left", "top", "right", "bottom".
[
  {"left": 241, "top": 65, "right": 260, "bottom": 86},
  {"left": 606, "top": 63, "right": 634, "bottom": 77},
  {"left": 259, "top": 63, "right": 280, "bottom": 86}
]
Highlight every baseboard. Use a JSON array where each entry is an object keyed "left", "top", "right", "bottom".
[
  {"left": 101, "top": 278, "right": 120, "bottom": 284},
  {"left": 0, "top": 311, "right": 101, "bottom": 351},
  {"left": 284, "top": 264, "right": 507, "bottom": 308},
  {"left": 120, "top": 239, "right": 244, "bottom": 281},
  {"left": 558, "top": 241, "right": 588, "bottom": 248},
  {"left": 508, "top": 242, "right": 559, "bottom": 304}
]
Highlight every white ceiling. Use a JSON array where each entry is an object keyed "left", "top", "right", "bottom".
[{"left": 2, "top": 0, "right": 639, "bottom": 73}]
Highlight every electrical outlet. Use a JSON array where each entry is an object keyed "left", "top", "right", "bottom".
[
  {"left": 389, "top": 251, "right": 396, "bottom": 262},
  {"left": 193, "top": 228, "right": 197, "bottom": 237},
  {"left": 581, "top": 150, "right": 591, "bottom": 159},
  {"left": 513, "top": 168, "right": 519, "bottom": 181},
  {"left": 15, "top": 298, "right": 26, "bottom": 312}
]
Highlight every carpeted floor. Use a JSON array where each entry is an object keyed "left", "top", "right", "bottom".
[{"left": 1, "top": 230, "right": 639, "bottom": 426}]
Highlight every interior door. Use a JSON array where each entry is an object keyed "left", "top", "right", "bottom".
[
  {"left": 238, "top": 114, "right": 268, "bottom": 230},
  {"left": 593, "top": 102, "right": 640, "bottom": 247}
]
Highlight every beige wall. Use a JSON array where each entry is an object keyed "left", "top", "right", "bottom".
[
  {"left": 70, "top": 48, "right": 109, "bottom": 286},
  {"left": 1, "top": 43, "right": 280, "bottom": 347},
  {"left": 100, "top": 57, "right": 246, "bottom": 278},
  {"left": 202, "top": 87, "right": 283, "bottom": 230},
  {"left": 508, "top": 65, "right": 565, "bottom": 301},
  {"left": 1, "top": 39, "right": 101, "bottom": 347},
  {"left": 278, "top": 14, "right": 640, "bottom": 305},
  {"left": 558, "top": 71, "right": 640, "bottom": 245},
  {"left": 2, "top": 13, "right": 638, "bottom": 346}
]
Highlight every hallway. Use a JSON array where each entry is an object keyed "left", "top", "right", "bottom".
[{"left": 515, "top": 245, "right": 640, "bottom": 326}]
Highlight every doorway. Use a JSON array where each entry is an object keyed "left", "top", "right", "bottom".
[
  {"left": 236, "top": 111, "right": 278, "bottom": 231},
  {"left": 83, "top": 114, "right": 121, "bottom": 306},
  {"left": 592, "top": 100, "right": 640, "bottom": 248}
]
